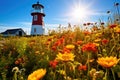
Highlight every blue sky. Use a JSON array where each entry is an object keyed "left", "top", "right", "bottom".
[{"left": 0, "top": 0, "right": 120, "bottom": 34}]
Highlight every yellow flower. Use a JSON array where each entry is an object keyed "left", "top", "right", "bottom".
[
  {"left": 114, "top": 25, "right": 120, "bottom": 33},
  {"left": 94, "top": 38, "right": 101, "bottom": 42},
  {"left": 97, "top": 56, "right": 119, "bottom": 68},
  {"left": 27, "top": 69, "right": 46, "bottom": 80},
  {"left": 95, "top": 33, "right": 102, "bottom": 37},
  {"left": 57, "top": 70, "right": 66, "bottom": 75},
  {"left": 85, "top": 36, "right": 90, "bottom": 38},
  {"left": 56, "top": 52, "right": 75, "bottom": 62},
  {"left": 65, "top": 44, "right": 75, "bottom": 50},
  {"left": 35, "top": 51, "right": 40, "bottom": 54},
  {"left": 93, "top": 43, "right": 100, "bottom": 47}
]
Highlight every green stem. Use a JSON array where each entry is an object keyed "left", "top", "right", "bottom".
[
  {"left": 13, "top": 72, "right": 17, "bottom": 80},
  {"left": 87, "top": 53, "right": 90, "bottom": 80},
  {"left": 109, "top": 45, "right": 116, "bottom": 55},
  {"left": 111, "top": 68, "right": 116, "bottom": 80},
  {"left": 63, "top": 62, "right": 67, "bottom": 80},
  {"left": 105, "top": 68, "right": 109, "bottom": 80},
  {"left": 1, "top": 72, "right": 6, "bottom": 80},
  {"left": 53, "top": 70, "right": 56, "bottom": 80}
]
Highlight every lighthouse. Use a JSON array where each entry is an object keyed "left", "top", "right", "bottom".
[{"left": 31, "top": 1, "right": 45, "bottom": 35}]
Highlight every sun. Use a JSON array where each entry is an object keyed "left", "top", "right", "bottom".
[
  {"left": 67, "top": 0, "right": 94, "bottom": 23},
  {"left": 73, "top": 7, "right": 88, "bottom": 19}
]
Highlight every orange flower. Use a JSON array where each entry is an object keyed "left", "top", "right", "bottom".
[
  {"left": 27, "top": 69, "right": 46, "bottom": 80},
  {"left": 83, "top": 30, "right": 91, "bottom": 35},
  {"left": 97, "top": 56, "right": 119, "bottom": 68},
  {"left": 29, "top": 40, "right": 36, "bottom": 47},
  {"left": 45, "top": 41, "right": 50, "bottom": 46},
  {"left": 109, "top": 24, "right": 117, "bottom": 28},
  {"left": 76, "top": 40, "right": 83, "bottom": 45},
  {"left": 114, "top": 25, "right": 120, "bottom": 33},
  {"left": 82, "top": 43, "right": 97, "bottom": 53},
  {"left": 61, "top": 47, "right": 70, "bottom": 53}
]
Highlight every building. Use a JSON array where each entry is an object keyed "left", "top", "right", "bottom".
[
  {"left": 0, "top": 28, "right": 26, "bottom": 37},
  {"left": 31, "top": 1, "right": 45, "bottom": 35}
]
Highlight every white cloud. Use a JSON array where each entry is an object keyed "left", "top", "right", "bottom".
[{"left": 18, "top": 22, "right": 31, "bottom": 27}]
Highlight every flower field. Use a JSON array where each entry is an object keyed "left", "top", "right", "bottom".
[{"left": 0, "top": 23, "right": 120, "bottom": 80}]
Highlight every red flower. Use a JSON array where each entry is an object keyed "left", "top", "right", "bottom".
[
  {"left": 76, "top": 40, "right": 83, "bottom": 45},
  {"left": 51, "top": 46, "right": 57, "bottom": 51},
  {"left": 47, "top": 38, "right": 52, "bottom": 41},
  {"left": 60, "top": 38, "right": 65, "bottom": 44},
  {"left": 83, "top": 30, "right": 91, "bottom": 35},
  {"left": 109, "top": 24, "right": 117, "bottom": 28},
  {"left": 4, "top": 65, "right": 9, "bottom": 69},
  {"left": 49, "top": 60, "right": 58, "bottom": 69},
  {"left": 63, "top": 47, "right": 70, "bottom": 53},
  {"left": 82, "top": 43, "right": 97, "bottom": 53},
  {"left": 78, "top": 65, "right": 87, "bottom": 71},
  {"left": 45, "top": 41, "right": 50, "bottom": 46},
  {"left": 53, "top": 35, "right": 57, "bottom": 39},
  {"left": 54, "top": 41, "right": 61, "bottom": 46},
  {"left": 15, "top": 60, "right": 20, "bottom": 65},
  {"left": 102, "top": 39, "right": 109, "bottom": 45},
  {"left": 53, "top": 37, "right": 64, "bottom": 47}
]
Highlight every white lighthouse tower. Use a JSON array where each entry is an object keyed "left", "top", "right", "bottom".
[{"left": 31, "top": 1, "right": 45, "bottom": 35}]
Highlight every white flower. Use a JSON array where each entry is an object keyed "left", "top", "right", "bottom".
[{"left": 12, "top": 67, "right": 19, "bottom": 72}]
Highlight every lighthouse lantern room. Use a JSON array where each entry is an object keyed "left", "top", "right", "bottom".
[{"left": 31, "top": 1, "right": 45, "bottom": 35}]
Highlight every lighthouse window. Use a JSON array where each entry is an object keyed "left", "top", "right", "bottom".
[
  {"left": 37, "top": 6, "right": 40, "bottom": 9},
  {"left": 34, "top": 15, "right": 38, "bottom": 21}
]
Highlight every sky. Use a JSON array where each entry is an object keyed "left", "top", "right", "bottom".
[{"left": 0, "top": 0, "right": 120, "bottom": 34}]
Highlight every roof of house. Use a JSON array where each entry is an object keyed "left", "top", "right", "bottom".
[{"left": 0, "top": 28, "right": 25, "bottom": 34}]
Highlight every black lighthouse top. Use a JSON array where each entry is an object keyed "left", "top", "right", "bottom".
[{"left": 32, "top": 1, "right": 44, "bottom": 8}]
